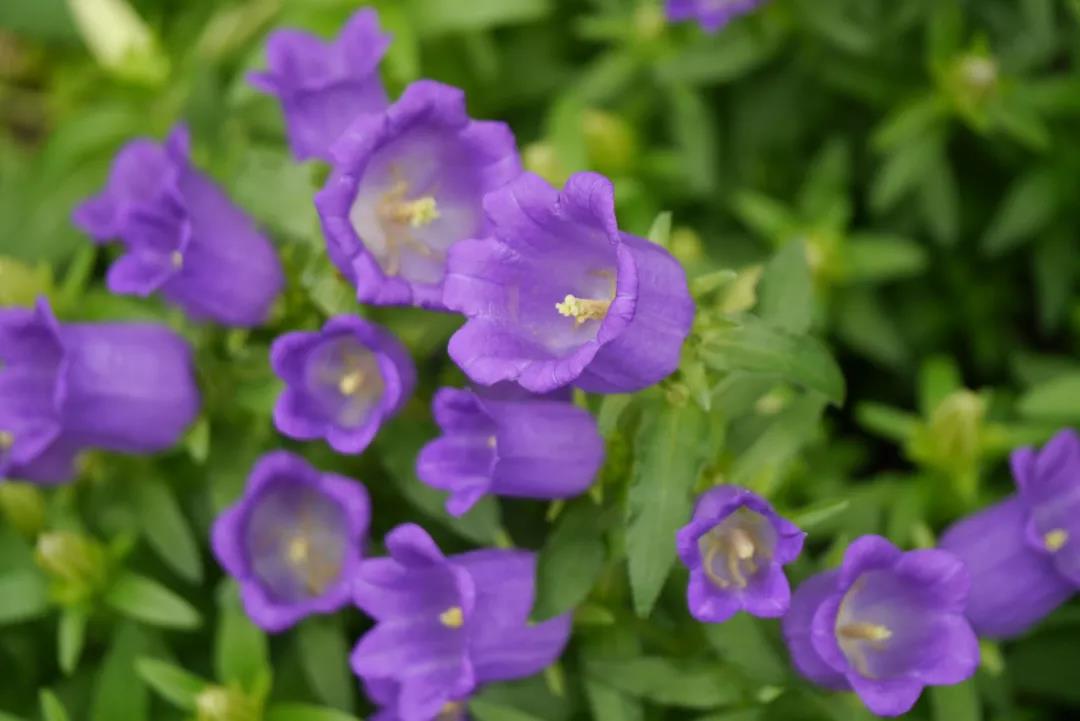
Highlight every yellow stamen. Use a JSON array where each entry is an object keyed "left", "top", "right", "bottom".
[
  {"left": 439, "top": 606, "right": 464, "bottom": 629},
  {"left": 1045, "top": 529, "right": 1069, "bottom": 553},
  {"left": 381, "top": 181, "right": 441, "bottom": 228},
  {"left": 838, "top": 622, "right": 893, "bottom": 643},
  {"left": 170, "top": 250, "right": 184, "bottom": 269},
  {"left": 0, "top": 431, "right": 13, "bottom": 450},
  {"left": 286, "top": 535, "right": 310, "bottom": 565},
  {"left": 338, "top": 370, "right": 365, "bottom": 396},
  {"left": 555, "top": 295, "right": 611, "bottom": 325},
  {"left": 437, "top": 702, "right": 464, "bottom": 721},
  {"left": 730, "top": 528, "right": 755, "bottom": 560}
]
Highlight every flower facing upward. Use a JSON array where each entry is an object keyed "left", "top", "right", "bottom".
[
  {"left": 665, "top": 0, "right": 766, "bottom": 33},
  {"left": 676, "top": 486, "right": 804, "bottom": 623},
  {"left": 783, "top": 536, "right": 979, "bottom": 717},
  {"left": 416, "top": 385, "right": 604, "bottom": 516},
  {"left": 249, "top": 8, "right": 391, "bottom": 161},
  {"left": 444, "top": 172, "right": 693, "bottom": 394},
  {"left": 212, "top": 451, "right": 370, "bottom": 633},
  {"left": 351, "top": 524, "right": 572, "bottom": 721},
  {"left": 0, "top": 297, "right": 199, "bottom": 485},
  {"left": 270, "top": 316, "right": 416, "bottom": 455},
  {"left": 316, "top": 80, "right": 521, "bottom": 309},
  {"left": 73, "top": 126, "right": 284, "bottom": 327}
]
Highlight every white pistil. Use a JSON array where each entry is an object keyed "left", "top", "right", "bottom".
[
  {"left": 555, "top": 295, "right": 612, "bottom": 326},
  {"left": 1045, "top": 529, "right": 1069, "bottom": 553},
  {"left": 170, "top": 250, "right": 184, "bottom": 269},
  {"left": 486, "top": 435, "right": 497, "bottom": 449},
  {"left": 838, "top": 622, "right": 893, "bottom": 643},
  {"left": 439, "top": 606, "right": 465, "bottom": 629},
  {"left": 338, "top": 369, "right": 365, "bottom": 396},
  {"left": 0, "top": 430, "right": 13, "bottom": 451},
  {"left": 286, "top": 535, "right": 310, "bottom": 565}
]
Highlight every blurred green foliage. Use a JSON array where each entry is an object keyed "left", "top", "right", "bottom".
[{"left": 2, "top": 0, "right": 1080, "bottom": 719}]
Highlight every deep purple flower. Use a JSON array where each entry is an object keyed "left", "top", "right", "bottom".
[
  {"left": 212, "top": 451, "right": 370, "bottom": 633},
  {"left": 316, "top": 80, "right": 521, "bottom": 309},
  {"left": 785, "top": 536, "right": 979, "bottom": 717},
  {"left": 73, "top": 126, "right": 284, "bottom": 327},
  {"left": 416, "top": 386, "right": 604, "bottom": 516},
  {"left": 270, "top": 316, "right": 415, "bottom": 454},
  {"left": 665, "top": 0, "right": 766, "bottom": 33},
  {"left": 0, "top": 297, "right": 200, "bottom": 485},
  {"left": 676, "top": 486, "right": 804, "bottom": 623},
  {"left": 351, "top": 524, "right": 571, "bottom": 721},
  {"left": 249, "top": 8, "right": 391, "bottom": 162},
  {"left": 1012, "top": 428, "right": 1080, "bottom": 585},
  {"left": 444, "top": 172, "right": 693, "bottom": 394}
]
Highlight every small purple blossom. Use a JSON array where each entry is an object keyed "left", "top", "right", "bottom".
[
  {"left": 416, "top": 386, "right": 604, "bottom": 516},
  {"left": 249, "top": 8, "right": 391, "bottom": 161},
  {"left": 212, "top": 451, "right": 370, "bottom": 633},
  {"left": 665, "top": 0, "right": 766, "bottom": 33},
  {"left": 270, "top": 316, "right": 415, "bottom": 455},
  {"left": 676, "top": 486, "right": 804, "bottom": 623},
  {"left": 316, "top": 80, "right": 521, "bottom": 309},
  {"left": 365, "top": 679, "right": 469, "bottom": 721},
  {"left": 351, "top": 524, "right": 571, "bottom": 721},
  {"left": 0, "top": 297, "right": 200, "bottom": 485},
  {"left": 784, "top": 536, "right": 979, "bottom": 717},
  {"left": 444, "top": 172, "right": 693, "bottom": 394},
  {"left": 73, "top": 126, "right": 284, "bottom": 327}
]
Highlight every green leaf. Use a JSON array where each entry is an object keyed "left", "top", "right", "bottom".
[
  {"left": 58, "top": 607, "right": 88, "bottom": 675},
  {"left": 844, "top": 234, "right": 928, "bottom": 283},
  {"left": 533, "top": 500, "right": 608, "bottom": 621},
  {"left": 758, "top": 240, "right": 813, "bottom": 334},
  {"left": 1018, "top": 374, "right": 1080, "bottom": 422},
  {"left": 91, "top": 624, "right": 150, "bottom": 721},
  {"left": 584, "top": 657, "right": 740, "bottom": 709},
  {"left": 39, "top": 690, "right": 70, "bottom": 721},
  {"left": 930, "top": 679, "right": 981, "bottom": 721},
  {"left": 856, "top": 402, "right": 920, "bottom": 442},
  {"left": 981, "top": 167, "right": 1058, "bottom": 256},
  {"left": 669, "top": 85, "right": 718, "bottom": 195},
  {"left": 787, "top": 498, "right": 852, "bottom": 532},
  {"left": 266, "top": 705, "right": 361, "bottom": 721},
  {"left": 104, "top": 571, "right": 201, "bottom": 630},
  {"left": 0, "top": 568, "right": 49, "bottom": 625},
  {"left": 408, "top": 0, "right": 551, "bottom": 35},
  {"left": 920, "top": 153, "right": 960, "bottom": 246},
  {"left": 704, "top": 614, "right": 787, "bottom": 685},
  {"left": 135, "top": 658, "right": 207, "bottom": 711},
  {"left": 918, "top": 357, "right": 962, "bottom": 416},
  {"left": 626, "top": 398, "right": 710, "bottom": 617},
  {"left": 133, "top": 477, "right": 202, "bottom": 583},
  {"left": 729, "top": 394, "right": 827, "bottom": 489},
  {"left": 469, "top": 700, "right": 547, "bottom": 721},
  {"left": 296, "top": 616, "right": 355, "bottom": 712},
  {"left": 647, "top": 211, "right": 673, "bottom": 249},
  {"left": 699, "top": 319, "right": 846, "bottom": 407},
  {"left": 871, "top": 132, "right": 944, "bottom": 213},
  {"left": 215, "top": 586, "right": 270, "bottom": 692},
  {"left": 730, "top": 191, "right": 798, "bottom": 244}
]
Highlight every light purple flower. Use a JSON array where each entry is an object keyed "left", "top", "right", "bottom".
[
  {"left": 0, "top": 297, "right": 200, "bottom": 485},
  {"left": 785, "top": 536, "right": 979, "bottom": 717},
  {"left": 781, "top": 571, "right": 848, "bottom": 691},
  {"left": 365, "top": 679, "right": 469, "bottom": 721},
  {"left": 211, "top": 451, "right": 370, "bottom": 633},
  {"left": 416, "top": 386, "right": 604, "bottom": 516},
  {"left": 316, "top": 80, "right": 521, "bottom": 309},
  {"left": 676, "top": 486, "right": 804, "bottom": 623},
  {"left": 249, "top": 8, "right": 391, "bottom": 162},
  {"left": 444, "top": 172, "right": 693, "bottom": 394},
  {"left": 73, "top": 126, "right": 284, "bottom": 327},
  {"left": 351, "top": 524, "right": 571, "bottom": 721},
  {"left": 270, "top": 316, "right": 415, "bottom": 455},
  {"left": 665, "top": 0, "right": 766, "bottom": 33}
]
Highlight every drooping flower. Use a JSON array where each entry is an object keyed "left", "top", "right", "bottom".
[
  {"left": 676, "top": 486, "right": 804, "bottom": 623},
  {"left": 784, "top": 536, "right": 979, "bottom": 717},
  {"left": 0, "top": 297, "right": 200, "bottom": 485},
  {"left": 270, "top": 316, "right": 415, "bottom": 454},
  {"left": 249, "top": 8, "right": 391, "bottom": 162},
  {"left": 444, "top": 172, "right": 693, "bottom": 394},
  {"left": 73, "top": 125, "right": 284, "bottom": 327},
  {"left": 351, "top": 524, "right": 571, "bottom": 721},
  {"left": 416, "top": 385, "right": 604, "bottom": 516},
  {"left": 316, "top": 80, "right": 521, "bottom": 309},
  {"left": 211, "top": 451, "right": 370, "bottom": 633},
  {"left": 665, "top": 0, "right": 766, "bottom": 33}
]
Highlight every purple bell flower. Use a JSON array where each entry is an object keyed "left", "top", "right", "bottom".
[
  {"left": 73, "top": 126, "right": 285, "bottom": 327},
  {"left": 784, "top": 536, "right": 979, "bottom": 717},
  {"left": 444, "top": 172, "right": 693, "bottom": 394},
  {"left": 1012, "top": 428, "right": 1080, "bottom": 585},
  {"left": 365, "top": 679, "right": 469, "bottom": 721},
  {"left": 270, "top": 316, "right": 415, "bottom": 455},
  {"left": 676, "top": 486, "right": 805, "bottom": 623},
  {"left": 416, "top": 386, "right": 604, "bottom": 516},
  {"left": 249, "top": 8, "right": 391, "bottom": 162},
  {"left": 211, "top": 451, "right": 370, "bottom": 633},
  {"left": 316, "top": 80, "right": 521, "bottom": 309},
  {"left": 0, "top": 297, "right": 200, "bottom": 485},
  {"left": 665, "top": 0, "right": 766, "bottom": 33},
  {"left": 351, "top": 524, "right": 571, "bottom": 721}
]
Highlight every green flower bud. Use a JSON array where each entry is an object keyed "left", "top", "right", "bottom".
[
  {"left": 65, "top": 0, "right": 170, "bottom": 85},
  {"left": 941, "top": 50, "right": 999, "bottom": 127},
  {"left": 195, "top": 686, "right": 261, "bottom": 721},
  {"left": 523, "top": 142, "right": 569, "bottom": 186},
  {"left": 35, "top": 531, "right": 109, "bottom": 604},
  {"left": 0, "top": 482, "right": 46, "bottom": 538},
  {"left": 907, "top": 389, "right": 987, "bottom": 501},
  {"left": 583, "top": 109, "right": 637, "bottom": 176}
]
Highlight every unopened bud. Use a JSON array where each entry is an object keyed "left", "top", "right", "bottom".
[
  {"left": 195, "top": 686, "right": 260, "bottom": 721},
  {"left": 0, "top": 482, "right": 46, "bottom": 538},
  {"left": 35, "top": 532, "right": 109, "bottom": 601}
]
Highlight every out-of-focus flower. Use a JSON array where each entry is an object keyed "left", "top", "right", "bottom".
[
  {"left": 73, "top": 126, "right": 284, "bottom": 327},
  {"left": 417, "top": 385, "right": 604, "bottom": 516},
  {"left": 351, "top": 524, "right": 571, "bottom": 721},
  {"left": 444, "top": 172, "right": 693, "bottom": 393},
  {"left": 676, "top": 486, "right": 804, "bottom": 623},
  {"left": 249, "top": 8, "right": 391, "bottom": 162},
  {"left": 664, "top": 0, "right": 766, "bottom": 33},
  {"left": 212, "top": 451, "right": 370, "bottom": 633},
  {"left": 783, "top": 536, "right": 978, "bottom": 717},
  {"left": 316, "top": 80, "right": 521, "bottom": 309},
  {"left": 0, "top": 297, "right": 200, "bottom": 484},
  {"left": 365, "top": 679, "right": 469, "bottom": 721},
  {"left": 270, "top": 316, "right": 415, "bottom": 455}
]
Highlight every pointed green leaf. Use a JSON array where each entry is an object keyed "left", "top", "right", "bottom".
[
  {"left": 135, "top": 658, "right": 208, "bottom": 711},
  {"left": 758, "top": 240, "right": 813, "bottom": 334},
  {"left": 0, "top": 568, "right": 49, "bottom": 625},
  {"left": 584, "top": 657, "right": 739, "bottom": 709},
  {"left": 930, "top": 679, "right": 980, "bottom": 721},
  {"left": 981, "top": 167, "right": 1057, "bottom": 256},
  {"left": 133, "top": 477, "right": 202, "bottom": 583},
  {"left": 104, "top": 571, "right": 201, "bottom": 630},
  {"left": 844, "top": 234, "right": 927, "bottom": 283},
  {"left": 704, "top": 614, "right": 788, "bottom": 685},
  {"left": 296, "top": 616, "right": 355, "bottom": 712},
  {"left": 215, "top": 586, "right": 270, "bottom": 693},
  {"left": 1019, "top": 374, "right": 1080, "bottom": 422},
  {"left": 266, "top": 705, "right": 361, "bottom": 721},
  {"left": 533, "top": 500, "right": 608, "bottom": 621},
  {"left": 39, "top": 691, "right": 70, "bottom": 721},
  {"left": 91, "top": 624, "right": 150, "bottom": 721},
  {"left": 58, "top": 606, "right": 88, "bottom": 675}
]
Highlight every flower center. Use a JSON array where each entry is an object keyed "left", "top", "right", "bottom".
[
  {"left": 555, "top": 295, "right": 612, "bottom": 326},
  {"left": 701, "top": 526, "right": 760, "bottom": 589},
  {"left": 371, "top": 180, "right": 443, "bottom": 277},
  {"left": 837, "top": 622, "right": 893, "bottom": 643},
  {"left": 0, "top": 430, "right": 13, "bottom": 451},
  {"left": 437, "top": 702, "right": 466, "bottom": 721},
  {"left": 170, "top": 250, "right": 184, "bottom": 270},
  {"left": 439, "top": 606, "right": 464, "bottom": 629},
  {"left": 1045, "top": 529, "right": 1069, "bottom": 553},
  {"left": 338, "top": 369, "right": 365, "bottom": 396},
  {"left": 286, "top": 535, "right": 310, "bottom": 565}
]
